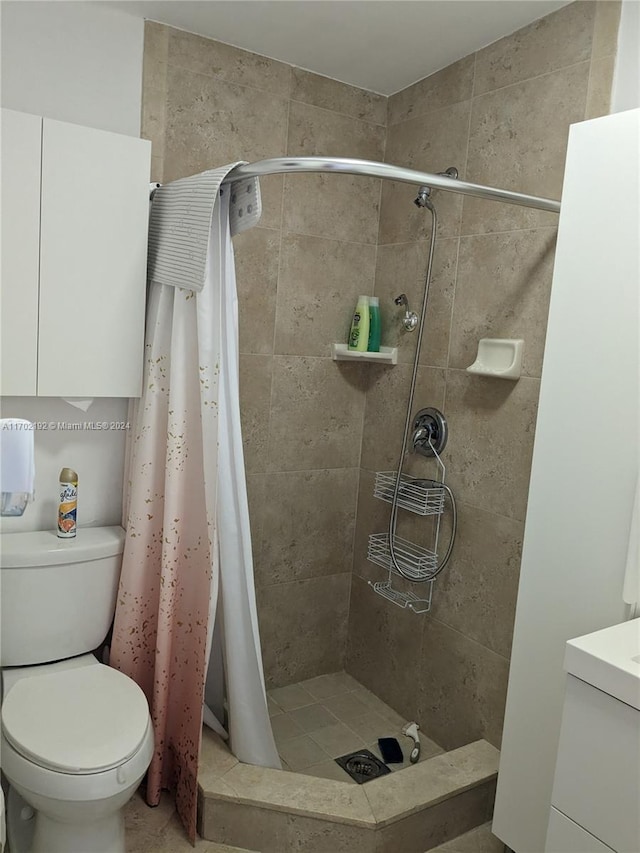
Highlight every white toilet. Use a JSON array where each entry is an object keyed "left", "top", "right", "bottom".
[{"left": 0, "top": 527, "right": 154, "bottom": 853}]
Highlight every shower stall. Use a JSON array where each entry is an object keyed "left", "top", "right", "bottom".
[
  {"left": 140, "top": 6, "right": 615, "bottom": 845},
  {"left": 196, "top": 154, "right": 560, "bottom": 848}
]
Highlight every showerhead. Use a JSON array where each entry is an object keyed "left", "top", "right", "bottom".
[
  {"left": 414, "top": 186, "right": 432, "bottom": 208},
  {"left": 413, "top": 167, "right": 459, "bottom": 208}
]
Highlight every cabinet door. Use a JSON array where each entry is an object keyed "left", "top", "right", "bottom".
[
  {"left": 38, "top": 119, "right": 150, "bottom": 397},
  {"left": 546, "top": 808, "right": 614, "bottom": 852},
  {"left": 551, "top": 675, "right": 640, "bottom": 852},
  {"left": 1, "top": 109, "right": 42, "bottom": 395}
]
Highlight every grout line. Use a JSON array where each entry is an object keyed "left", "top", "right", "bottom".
[
  {"left": 457, "top": 224, "right": 559, "bottom": 240},
  {"left": 288, "top": 96, "right": 388, "bottom": 130},
  {"left": 427, "top": 612, "right": 512, "bottom": 664},
  {"left": 247, "top": 221, "right": 283, "bottom": 234},
  {"left": 458, "top": 53, "right": 477, "bottom": 240},
  {"left": 249, "top": 465, "right": 363, "bottom": 478},
  {"left": 165, "top": 58, "right": 292, "bottom": 101},
  {"left": 387, "top": 93, "right": 473, "bottom": 128},
  {"left": 470, "top": 47, "right": 478, "bottom": 101},
  {"left": 466, "top": 56, "right": 592, "bottom": 102},
  {"left": 443, "top": 236, "right": 461, "bottom": 389},
  {"left": 386, "top": 95, "right": 472, "bottom": 131},
  {"left": 584, "top": 5, "right": 600, "bottom": 125},
  {"left": 379, "top": 224, "right": 559, "bottom": 244},
  {"left": 446, "top": 365, "right": 542, "bottom": 381},
  {"left": 584, "top": 60, "right": 596, "bottom": 122},
  {"left": 446, "top": 493, "right": 529, "bottom": 526},
  {"left": 262, "top": 97, "right": 291, "bottom": 475},
  {"left": 257, "top": 570, "right": 353, "bottom": 591},
  {"left": 165, "top": 45, "right": 388, "bottom": 127},
  {"left": 280, "top": 223, "right": 379, "bottom": 248}
]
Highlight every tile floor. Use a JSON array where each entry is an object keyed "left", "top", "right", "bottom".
[
  {"left": 125, "top": 789, "right": 245, "bottom": 853},
  {"left": 432, "top": 822, "right": 503, "bottom": 852},
  {"left": 267, "top": 670, "right": 444, "bottom": 782}
]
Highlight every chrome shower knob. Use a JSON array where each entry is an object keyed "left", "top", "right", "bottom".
[{"left": 411, "top": 407, "right": 448, "bottom": 457}]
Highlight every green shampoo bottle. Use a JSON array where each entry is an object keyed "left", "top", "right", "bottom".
[{"left": 368, "top": 296, "right": 381, "bottom": 352}]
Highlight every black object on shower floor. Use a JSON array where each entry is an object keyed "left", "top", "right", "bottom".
[
  {"left": 335, "top": 749, "right": 391, "bottom": 783},
  {"left": 377, "top": 736, "right": 404, "bottom": 764}
]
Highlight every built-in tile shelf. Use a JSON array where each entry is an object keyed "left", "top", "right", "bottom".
[
  {"left": 466, "top": 338, "right": 523, "bottom": 380},
  {"left": 332, "top": 343, "right": 398, "bottom": 364}
]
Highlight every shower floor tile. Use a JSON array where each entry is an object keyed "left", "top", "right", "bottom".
[{"left": 267, "top": 671, "right": 444, "bottom": 781}]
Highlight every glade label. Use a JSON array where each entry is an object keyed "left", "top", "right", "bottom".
[{"left": 59, "top": 485, "right": 77, "bottom": 501}]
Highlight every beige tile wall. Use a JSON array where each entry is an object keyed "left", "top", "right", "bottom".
[
  {"left": 346, "top": 0, "right": 621, "bottom": 750},
  {"left": 142, "top": 22, "right": 386, "bottom": 688},
  {"left": 142, "top": 1, "right": 620, "bottom": 741}
]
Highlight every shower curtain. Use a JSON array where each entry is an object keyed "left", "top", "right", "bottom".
[{"left": 111, "top": 181, "right": 279, "bottom": 842}]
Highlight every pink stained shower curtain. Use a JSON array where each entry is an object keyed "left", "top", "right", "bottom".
[{"left": 110, "top": 241, "right": 221, "bottom": 842}]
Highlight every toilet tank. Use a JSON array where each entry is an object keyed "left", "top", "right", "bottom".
[{"left": 0, "top": 526, "right": 125, "bottom": 666}]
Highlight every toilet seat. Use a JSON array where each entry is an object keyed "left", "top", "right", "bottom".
[{"left": 2, "top": 663, "right": 149, "bottom": 774}]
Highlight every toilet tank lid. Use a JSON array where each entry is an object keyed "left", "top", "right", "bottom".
[{"left": 1, "top": 526, "right": 125, "bottom": 568}]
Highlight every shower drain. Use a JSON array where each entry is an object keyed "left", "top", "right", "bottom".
[{"left": 335, "top": 749, "right": 391, "bottom": 784}]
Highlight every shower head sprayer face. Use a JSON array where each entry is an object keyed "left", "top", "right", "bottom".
[{"left": 414, "top": 186, "right": 432, "bottom": 208}]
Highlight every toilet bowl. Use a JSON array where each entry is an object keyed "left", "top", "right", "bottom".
[
  {"left": 1, "top": 654, "right": 154, "bottom": 853},
  {"left": 1, "top": 655, "right": 154, "bottom": 853},
  {"left": 0, "top": 527, "right": 154, "bottom": 853}
]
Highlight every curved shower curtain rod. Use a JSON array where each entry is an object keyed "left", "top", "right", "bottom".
[{"left": 222, "top": 157, "right": 561, "bottom": 213}]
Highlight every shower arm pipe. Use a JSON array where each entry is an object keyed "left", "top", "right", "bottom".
[{"left": 221, "top": 157, "right": 561, "bottom": 213}]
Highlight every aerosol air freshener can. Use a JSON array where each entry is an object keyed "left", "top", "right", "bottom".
[{"left": 57, "top": 467, "right": 78, "bottom": 538}]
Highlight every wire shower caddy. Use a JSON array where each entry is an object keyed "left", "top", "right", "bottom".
[{"left": 368, "top": 438, "right": 448, "bottom": 613}]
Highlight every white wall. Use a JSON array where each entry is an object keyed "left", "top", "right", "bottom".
[
  {"left": 492, "top": 109, "right": 640, "bottom": 852},
  {"left": 0, "top": 2, "right": 145, "bottom": 532},
  {"left": 1, "top": 1, "right": 143, "bottom": 136},
  {"left": 612, "top": 0, "right": 640, "bottom": 113}
]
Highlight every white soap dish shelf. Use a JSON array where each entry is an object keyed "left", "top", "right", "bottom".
[
  {"left": 331, "top": 343, "right": 397, "bottom": 364},
  {"left": 466, "top": 338, "right": 523, "bottom": 380}
]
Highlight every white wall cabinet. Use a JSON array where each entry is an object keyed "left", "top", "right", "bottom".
[
  {"left": 1, "top": 109, "right": 151, "bottom": 397},
  {"left": 1, "top": 109, "right": 42, "bottom": 396}
]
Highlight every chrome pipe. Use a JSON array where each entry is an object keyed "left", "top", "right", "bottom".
[{"left": 221, "top": 157, "right": 561, "bottom": 213}]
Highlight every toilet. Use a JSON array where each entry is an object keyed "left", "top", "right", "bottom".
[{"left": 0, "top": 526, "right": 154, "bottom": 853}]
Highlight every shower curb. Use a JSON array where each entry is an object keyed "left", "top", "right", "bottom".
[{"left": 197, "top": 730, "right": 499, "bottom": 852}]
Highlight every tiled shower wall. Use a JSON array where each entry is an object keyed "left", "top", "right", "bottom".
[
  {"left": 141, "top": 1, "right": 620, "bottom": 742},
  {"left": 346, "top": 0, "right": 621, "bottom": 750},
  {"left": 142, "top": 22, "right": 386, "bottom": 686}
]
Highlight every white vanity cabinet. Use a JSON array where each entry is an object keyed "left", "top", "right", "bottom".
[
  {"left": 546, "top": 620, "right": 640, "bottom": 853},
  {"left": 1, "top": 109, "right": 151, "bottom": 397}
]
